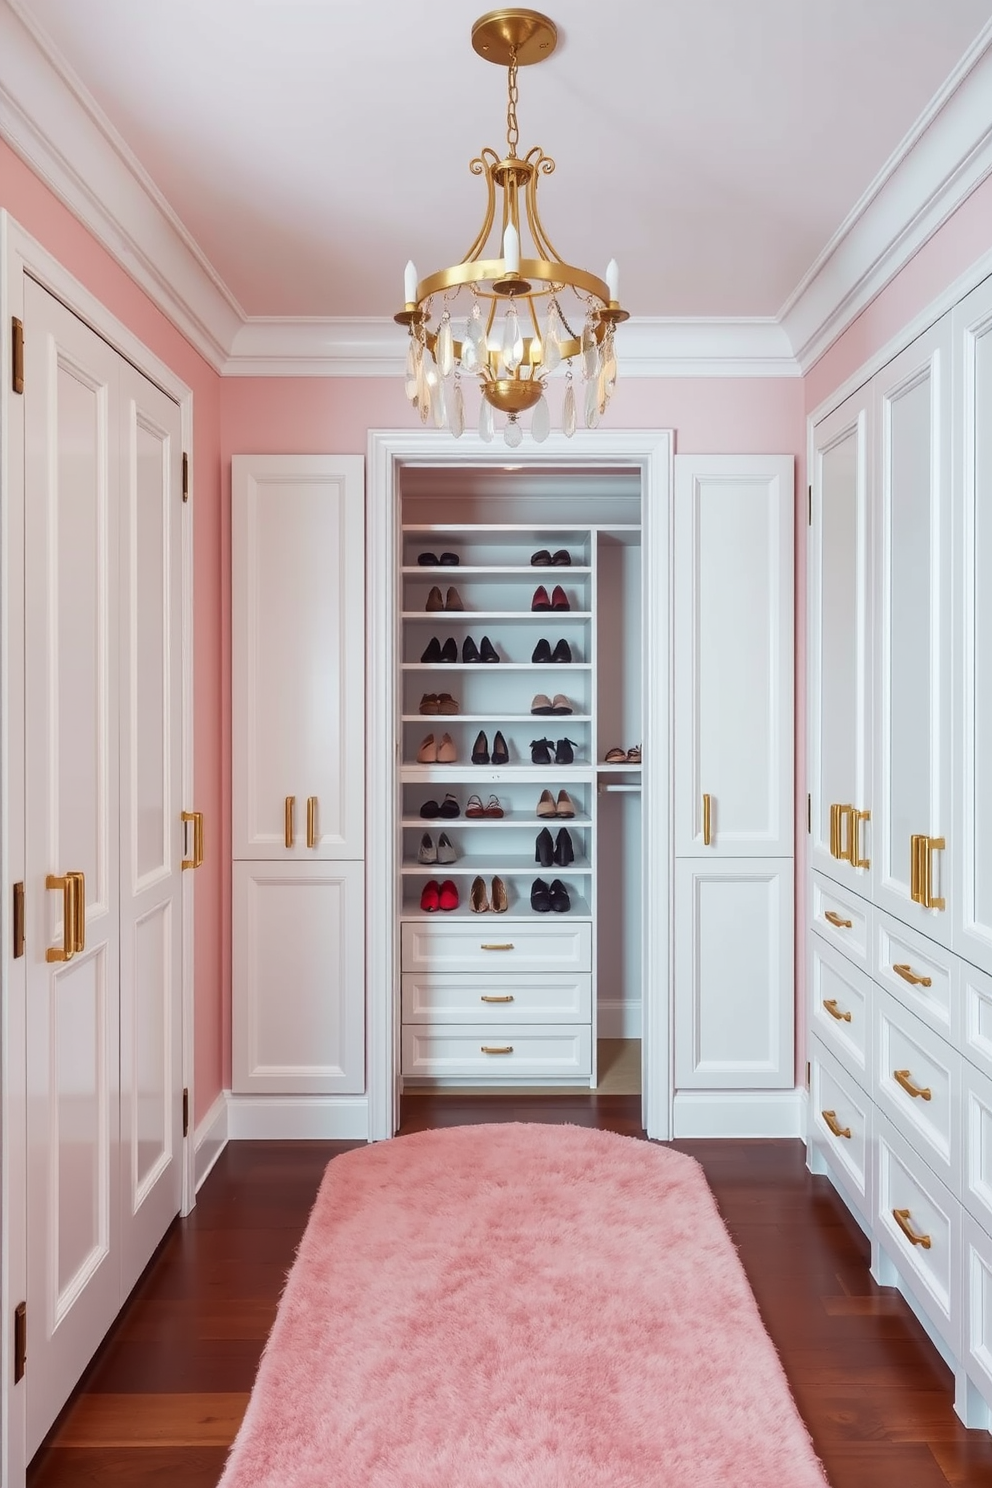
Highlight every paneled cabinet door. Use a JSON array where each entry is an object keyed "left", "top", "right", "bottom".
[
  {"left": 952, "top": 278, "right": 992, "bottom": 978},
  {"left": 872, "top": 319, "right": 953, "bottom": 945},
  {"left": 232, "top": 455, "right": 365, "bottom": 860},
  {"left": 674, "top": 858, "right": 794, "bottom": 1089},
  {"left": 232, "top": 860, "right": 365, "bottom": 1094},
  {"left": 809, "top": 385, "right": 874, "bottom": 893},
  {"left": 674, "top": 455, "right": 794, "bottom": 857}
]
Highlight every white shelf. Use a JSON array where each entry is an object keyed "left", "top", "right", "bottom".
[
  {"left": 402, "top": 814, "right": 592, "bottom": 828},
  {"left": 402, "top": 856, "right": 592, "bottom": 876},
  {"left": 400, "top": 897, "right": 592, "bottom": 922},
  {"left": 403, "top": 611, "right": 592, "bottom": 622},
  {"left": 403, "top": 663, "right": 592, "bottom": 672},
  {"left": 402, "top": 565, "right": 592, "bottom": 577},
  {"left": 402, "top": 713, "right": 590, "bottom": 724},
  {"left": 402, "top": 765, "right": 594, "bottom": 783}
]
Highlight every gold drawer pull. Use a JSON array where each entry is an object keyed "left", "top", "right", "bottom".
[
  {"left": 182, "top": 810, "right": 204, "bottom": 869},
  {"left": 850, "top": 808, "right": 870, "bottom": 870},
  {"left": 482, "top": 1045, "right": 513, "bottom": 1055},
  {"left": 830, "top": 802, "right": 854, "bottom": 861},
  {"left": 893, "top": 962, "right": 932, "bottom": 988},
  {"left": 894, "top": 1068, "right": 931, "bottom": 1101},
  {"left": 822, "top": 1109, "right": 851, "bottom": 1140},
  {"left": 46, "top": 872, "right": 79, "bottom": 963},
  {"left": 892, "top": 1207, "right": 932, "bottom": 1249},
  {"left": 481, "top": 943, "right": 514, "bottom": 951},
  {"left": 481, "top": 994, "right": 514, "bottom": 1003},
  {"left": 67, "top": 871, "right": 86, "bottom": 952},
  {"left": 910, "top": 833, "right": 946, "bottom": 910},
  {"left": 823, "top": 998, "right": 852, "bottom": 1023},
  {"left": 702, "top": 792, "right": 712, "bottom": 846},
  {"left": 824, "top": 910, "right": 852, "bottom": 929},
  {"left": 306, "top": 796, "right": 318, "bottom": 849},
  {"left": 285, "top": 796, "right": 295, "bottom": 849}
]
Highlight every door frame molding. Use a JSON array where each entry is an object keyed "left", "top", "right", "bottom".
[
  {"left": 365, "top": 428, "right": 674, "bottom": 1143},
  {"left": 0, "top": 210, "right": 195, "bottom": 1487}
]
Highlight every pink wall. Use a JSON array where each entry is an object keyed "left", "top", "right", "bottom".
[{"left": 1, "top": 140, "right": 226, "bottom": 1122}]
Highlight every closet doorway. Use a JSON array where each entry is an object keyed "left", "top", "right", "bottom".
[{"left": 366, "top": 431, "right": 672, "bottom": 1141}]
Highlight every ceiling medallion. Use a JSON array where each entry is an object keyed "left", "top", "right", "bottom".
[{"left": 395, "top": 8, "right": 628, "bottom": 446}]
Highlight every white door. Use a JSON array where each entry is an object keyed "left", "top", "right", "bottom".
[
  {"left": 953, "top": 277, "right": 992, "bottom": 978},
  {"left": 673, "top": 455, "right": 793, "bottom": 857},
  {"left": 809, "top": 386, "right": 874, "bottom": 892},
  {"left": 873, "top": 319, "right": 954, "bottom": 944},
  {"left": 232, "top": 860, "right": 365, "bottom": 1094},
  {"left": 231, "top": 455, "right": 365, "bottom": 861},
  {"left": 673, "top": 858, "right": 794, "bottom": 1089}
]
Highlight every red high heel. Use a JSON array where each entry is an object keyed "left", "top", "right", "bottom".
[
  {"left": 438, "top": 879, "right": 460, "bottom": 911},
  {"left": 420, "top": 880, "right": 440, "bottom": 912}
]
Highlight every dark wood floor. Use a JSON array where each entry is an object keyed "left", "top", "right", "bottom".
[{"left": 27, "top": 1094, "right": 992, "bottom": 1487}]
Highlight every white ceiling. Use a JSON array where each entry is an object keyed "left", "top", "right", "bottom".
[{"left": 9, "top": 0, "right": 992, "bottom": 327}]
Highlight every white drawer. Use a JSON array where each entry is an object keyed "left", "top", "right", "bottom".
[
  {"left": 963, "top": 961, "right": 992, "bottom": 1084},
  {"left": 875, "top": 1110, "right": 960, "bottom": 1347},
  {"left": 809, "top": 933, "right": 872, "bottom": 1087},
  {"left": 401, "top": 972, "right": 591, "bottom": 1024},
  {"left": 963, "top": 1061, "right": 992, "bottom": 1236},
  {"left": 401, "top": 920, "right": 592, "bottom": 974},
  {"left": 401, "top": 1023, "right": 592, "bottom": 1080},
  {"left": 875, "top": 910, "right": 957, "bottom": 1043},
  {"left": 962, "top": 1215, "right": 992, "bottom": 1419},
  {"left": 812, "top": 871, "right": 872, "bottom": 971},
  {"left": 809, "top": 1036, "right": 873, "bottom": 1221},
  {"left": 874, "top": 989, "right": 961, "bottom": 1195}
]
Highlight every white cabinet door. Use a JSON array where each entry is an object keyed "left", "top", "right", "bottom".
[
  {"left": 873, "top": 319, "right": 953, "bottom": 944},
  {"left": 232, "top": 860, "right": 365, "bottom": 1094},
  {"left": 674, "top": 858, "right": 794, "bottom": 1089},
  {"left": 953, "top": 278, "right": 992, "bottom": 977},
  {"left": 809, "top": 386, "right": 874, "bottom": 892},
  {"left": 674, "top": 456, "right": 793, "bottom": 857},
  {"left": 232, "top": 455, "right": 365, "bottom": 860}
]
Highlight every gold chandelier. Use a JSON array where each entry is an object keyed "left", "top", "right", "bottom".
[{"left": 395, "top": 8, "right": 628, "bottom": 446}]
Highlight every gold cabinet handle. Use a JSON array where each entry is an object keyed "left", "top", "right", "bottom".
[
  {"left": 481, "top": 943, "right": 514, "bottom": 951},
  {"left": 893, "top": 1068, "right": 932, "bottom": 1101},
  {"left": 822, "top": 998, "right": 852, "bottom": 1023},
  {"left": 702, "top": 793, "right": 712, "bottom": 846},
  {"left": 182, "top": 810, "right": 204, "bottom": 869},
  {"left": 892, "top": 1208, "right": 932, "bottom": 1250},
  {"left": 481, "top": 1045, "right": 513, "bottom": 1054},
  {"left": 829, "top": 803, "right": 840, "bottom": 858},
  {"left": 850, "top": 808, "right": 870, "bottom": 869},
  {"left": 46, "top": 873, "right": 78, "bottom": 963},
  {"left": 911, "top": 833, "right": 945, "bottom": 910},
  {"left": 285, "top": 796, "right": 295, "bottom": 849},
  {"left": 830, "top": 803, "right": 855, "bottom": 861},
  {"left": 822, "top": 1109, "right": 851, "bottom": 1140},
  {"left": 481, "top": 994, "right": 514, "bottom": 1003},
  {"left": 306, "top": 796, "right": 318, "bottom": 850},
  {"left": 68, "top": 871, "right": 85, "bottom": 952},
  {"left": 824, "top": 910, "right": 852, "bottom": 929},
  {"left": 893, "top": 962, "right": 932, "bottom": 989}
]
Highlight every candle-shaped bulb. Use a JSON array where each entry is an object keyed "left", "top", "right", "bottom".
[
  {"left": 404, "top": 260, "right": 418, "bottom": 304},
  {"left": 503, "top": 223, "right": 520, "bottom": 275},
  {"left": 606, "top": 258, "right": 620, "bottom": 302}
]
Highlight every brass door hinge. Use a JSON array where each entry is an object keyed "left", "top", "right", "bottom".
[
  {"left": 808, "top": 484, "right": 812, "bottom": 526},
  {"left": 12, "top": 317, "right": 24, "bottom": 394},
  {"left": 13, "top": 882, "right": 25, "bottom": 958},
  {"left": 14, "top": 1301, "right": 26, "bottom": 1383},
  {"left": 182, "top": 1087, "right": 190, "bottom": 1138},
  {"left": 182, "top": 451, "right": 189, "bottom": 503},
  {"left": 807, "top": 794, "right": 811, "bottom": 834}
]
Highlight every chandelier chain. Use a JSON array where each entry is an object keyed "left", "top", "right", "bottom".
[{"left": 506, "top": 48, "right": 519, "bottom": 156}]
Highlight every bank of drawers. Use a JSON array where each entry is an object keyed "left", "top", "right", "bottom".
[{"left": 400, "top": 921, "right": 593, "bottom": 1079}]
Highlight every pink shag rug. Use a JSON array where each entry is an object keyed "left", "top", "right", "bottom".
[{"left": 219, "top": 1124, "right": 828, "bottom": 1488}]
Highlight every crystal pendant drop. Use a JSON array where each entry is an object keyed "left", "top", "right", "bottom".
[
  {"left": 543, "top": 305, "right": 562, "bottom": 372},
  {"left": 503, "top": 416, "right": 523, "bottom": 449},
  {"left": 405, "top": 338, "right": 419, "bottom": 402},
  {"left": 582, "top": 320, "right": 600, "bottom": 381},
  {"left": 450, "top": 379, "right": 465, "bottom": 438},
  {"left": 419, "top": 379, "right": 431, "bottom": 424},
  {"left": 502, "top": 305, "right": 524, "bottom": 372},
  {"left": 460, "top": 334, "right": 478, "bottom": 373},
  {"left": 584, "top": 376, "right": 600, "bottom": 428},
  {"left": 437, "top": 315, "right": 454, "bottom": 379},
  {"left": 433, "top": 375, "right": 447, "bottom": 429},
  {"left": 478, "top": 397, "right": 494, "bottom": 443},
  {"left": 562, "top": 379, "right": 576, "bottom": 438},
  {"left": 466, "top": 303, "right": 486, "bottom": 355},
  {"left": 531, "top": 393, "right": 551, "bottom": 443},
  {"left": 603, "top": 332, "right": 618, "bottom": 395}
]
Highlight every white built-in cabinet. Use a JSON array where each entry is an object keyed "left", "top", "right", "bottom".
[
  {"left": 673, "top": 455, "right": 795, "bottom": 1094},
  {"left": 231, "top": 455, "right": 366, "bottom": 1095},
  {"left": 808, "top": 278, "right": 992, "bottom": 1431}
]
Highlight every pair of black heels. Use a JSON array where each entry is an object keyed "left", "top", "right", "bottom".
[
  {"left": 531, "top": 737, "right": 577, "bottom": 765},
  {"left": 421, "top": 635, "right": 498, "bottom": 664},
  {"left": 532, "top": 638, "right": 572, "bottom": 664},
  {"left": 531, "top": 877, "right": 570, "bottom": 913},
  {"left": 536, "top": 827, "right": 573, "bottom": 867},
  {"left": 472, "top": 730, "right": 508, "bottom": 765}
]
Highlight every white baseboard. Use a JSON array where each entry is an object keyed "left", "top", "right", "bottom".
[
  {"left": 193, "top": 1091, "right": 229, "bottom": 1192},
  {"left": 226, "top": 1094, "right": 370, "bottom": 1140},
  {"left": 598, "top": 999, "right": 642, "bottom": 1039},
  {"left": 672, "top": 1088, "right": 805, "bottom": 1138}
]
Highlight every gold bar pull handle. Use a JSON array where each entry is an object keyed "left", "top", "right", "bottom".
[
  {"left": 893, "top": 1208, "right": 932, "bottom": 1249},
  {"left": 893, "top": 962, "right": 932, "bottom": 989},
  {"left": 829, "top": 803, "right": 839, "bottom": 859},
  {"left": 822, "top": 1109, "right": 851, "bottom": 1140},
  {"left": 924, "top": 836, "right": 945, "bottom": 911},
  {"left": 702, "top": 793, "right": 712, "bottom": 846},
  {"left": 894, "top": 1068, "right": 932, "bottom": 1102},
  {"left": 480, "top": 994, "right": 515, "bottom": 1003},
  {"left": 822, "top": 998, "right": 852, "bottom": 1023},
  {"left": 850, "top": 809, "right": 871, "bottom": 869},
  {"left": 481, "top": 1045, "right": 513, "bottom": 1055},
  {"left": 910, "top": 834, "right": 925, "bottom": 904},
  {"left": 306, "top": 797, "right": 317, "bottom": 850},
  {"left": 45, "top": 873, "right": 77, "bottom": 963},
  {"left": 182, "top": 811, "right": 204, "bottom": 869},
  {"left": 285, "top": 796, "right": 295, "bottom": 850},
  {"left": 824, "top": 910, "right": 852, "bottom": 929},
  {"left": 67, "top": 871, "right": 85, "bottom": 952},
  {"left": 838, "top": 805, "right": 855, "bottom": 864},
  {"left": 481, "top": 943, "right": 514, "bottom": 951}
]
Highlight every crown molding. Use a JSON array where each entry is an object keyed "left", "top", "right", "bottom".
[
  {"left": 781, "top": 19, "right": 992, "bottom": 372},
  {"left": 222, "top": 315, "right": 800, "bottom": 377}
]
